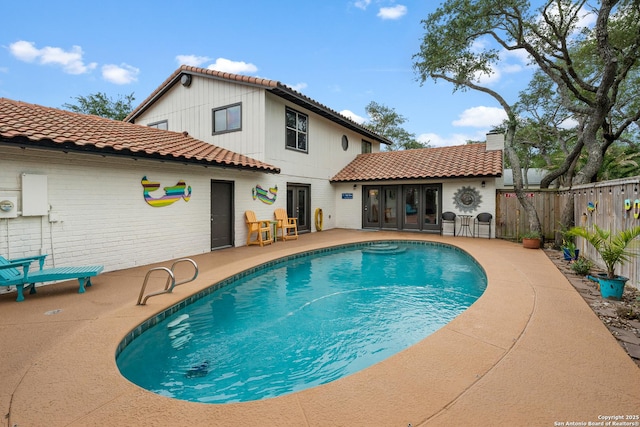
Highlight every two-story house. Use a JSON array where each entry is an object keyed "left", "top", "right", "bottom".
[
  {"left": 0, "top": 65, "right": 502, "bottom": 276},
  {"left": 127, "top": 65, "right": 503, "bottom": 236}
]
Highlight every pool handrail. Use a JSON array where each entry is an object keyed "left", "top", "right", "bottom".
[{"left": 137, "top": 258, "right": 198, "bottom": 305}]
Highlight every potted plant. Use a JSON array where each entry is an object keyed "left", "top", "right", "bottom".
[
  {"left": 521, "top": 231, "right": 542, "bottom": 249},
  {"left": 567, "top": 225, "right": 640, "bottom": 300},
  {"left": 562, "top": 239, "right": 579, "bottom": 261}
]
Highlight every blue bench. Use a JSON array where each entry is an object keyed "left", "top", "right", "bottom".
[{"left": 0, "top": 254, "right": 103, "bottom": 302}]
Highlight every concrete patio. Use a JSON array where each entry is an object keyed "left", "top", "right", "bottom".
[{"left": 1, "top": 230, "right": 639, "bottom": 426}]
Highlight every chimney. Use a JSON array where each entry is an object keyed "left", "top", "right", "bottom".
[{"left": 486, "top": 132, "right": 504, "bottom": 151}]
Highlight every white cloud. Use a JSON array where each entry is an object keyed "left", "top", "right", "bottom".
[
  {"left": 288, "top": 82, "right": 308, "bottom": 92},
  {"left": 377, "top": 5, "right": 407, "bottom": 20},
  {"left": 9, "top": 40, "right": 40, "bottom": 62},
  {"left": 452, "top": 106, "right": 507, "bottom": 128},
  {"left": 9, "top": 40, "right": 97, "bottom": 75},
  {"left": 503, "top": 48, "right": 532, "bottom": 67},
  {"left": 501, "top": 63, "right": 523, "bottom": 73},
  {"left": 102, "top": 63, "right": 139, "bottom": 84},
  {"left": 466, "top": 35, "right": 533, "bottom": 86},
  {"left": 560, "top": 117, "right": 579, "bottom": 129},
  {"left": 207, "top": 58, "right": 258, "bottom": 74},
  {"left": 354, "top": 0, "right": 371, "bottom": 10},
  {"left": 417, "top": 130, "right": 493, "bottom": 147},
  {"left": 538, "top": 3, "right": 596, "bottom": 41},
  {"left": 340, "top": 109, "right": 366, "bottom": 124},
  {"left": 470, "top": 38, "right": 489, "bottom": 54},
  {"left": 473, "top": 67, "right": 501, "bottom": 85},
  {"left": 417, "top": 132, "right": 467, "bottom": 147},
  {"left": 176, "top": 54, "right": 211, "bottom": 67},
  {"left": 576, "top": 9, "right": 597, "bottom": 28}
]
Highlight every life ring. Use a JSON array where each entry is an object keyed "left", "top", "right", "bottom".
[{"left": 314, "top": 208, "right": 323, "bottom": 231}]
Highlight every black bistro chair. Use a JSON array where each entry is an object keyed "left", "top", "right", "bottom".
[
  {"left": 474, "top": 212, "right": 493, "bottom": 238},
  {"left": 441, "top": 211, "right": 456, "bottom": 236}
]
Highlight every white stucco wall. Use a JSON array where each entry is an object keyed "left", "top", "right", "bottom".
[
  {"left": 333, "top": 182, "right": 363, "bottom": 229},
  {"left": 332, "top": 178, "right": 498, "bottom": 237},
  {"left": 442, "top": 178, "right": 497, "bottom": 238}
]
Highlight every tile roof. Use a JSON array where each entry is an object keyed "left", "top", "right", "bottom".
[
  {"left": 0, "top": 98, "right": 280, "bottom": 173},
  {"left": 330, "top": 144, "right": 503, "bottom": 182},
  {"left": 125, "top": 65, "right": 393, "bottom": 146}
]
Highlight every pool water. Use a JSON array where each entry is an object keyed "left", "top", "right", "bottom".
[{"left": 116, "top": 241, "right": 486, "bottom": 403}]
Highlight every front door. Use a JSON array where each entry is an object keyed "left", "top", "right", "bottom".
[
  {"left": 210, "top": 180, "right": 234, "bottom": 249},
  {"left": 287, "top": 183, "right": 311, "bottom": 232}
]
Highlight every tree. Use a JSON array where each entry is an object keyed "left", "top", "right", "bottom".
[
  {"left": 364, "top": 101, "right": 429, "bottom": 151},
  {"left": 514, "top": 71, "right": 580, "bottom": 189},
  {"left": 413, "top": 0, "right": 640, "bottom": 236},
  {"left": 62, "top": 92, "right": 135, "bottom": 121}
]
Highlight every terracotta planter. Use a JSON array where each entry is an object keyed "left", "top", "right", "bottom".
[{"left": 522, "top": 238, "right": 541, "bottom": 249}]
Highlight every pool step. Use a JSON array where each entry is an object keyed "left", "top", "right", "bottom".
[{"left": 362, "top": 243, "right": 407, "bottom": 254}]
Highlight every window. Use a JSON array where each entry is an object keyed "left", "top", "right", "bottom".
[
  {"left": 341, "top": 135, "right": 349, "bottom": 151},
  {"left": 285, "top": 108, "right": 308, "bottom": 152},
  {"left": 212, "top": 103, "right": 242, "bottom": 134},
  {"left": 148, "top": 120, "right": 168, "bottom": 130},
  {"left": 362, "top": 140, "right": 372, "bottom": 153}
]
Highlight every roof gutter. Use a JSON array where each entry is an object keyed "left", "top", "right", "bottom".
[{"left": 0, "top": 137, "right": 281, "bottom": 174}]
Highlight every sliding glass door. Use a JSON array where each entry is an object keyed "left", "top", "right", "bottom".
[{"left": 364, "top": 184, "right": 441, "bottom": 232}]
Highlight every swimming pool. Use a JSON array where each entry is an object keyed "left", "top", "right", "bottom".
[{"left": 116, "top": 241, "right": 486, "bottom": 403}]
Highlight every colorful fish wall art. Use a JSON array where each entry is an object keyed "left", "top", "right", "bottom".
[
  {"left": 252, "top": 185, "right": 277, "bottom": 205},
  {"left": 624, "top": 199, "right": 640, "bottom": 219},
  {"left": 141, "top": 176, "right": 192, "bottom": 207}
]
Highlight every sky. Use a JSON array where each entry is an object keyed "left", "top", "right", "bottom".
[{"left": 1, "top": 0, "right": 539, "bottom": 147}]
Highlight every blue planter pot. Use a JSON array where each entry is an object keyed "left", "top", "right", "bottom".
[
  {"left": 562, "top": 248, "right": 579, "bottom": 261},
  {"left": 587, "top": 273, "right": 627, "bottom": 300}
]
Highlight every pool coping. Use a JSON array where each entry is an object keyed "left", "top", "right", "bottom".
[{"left": 1, "top": 230, "right": 639, "bottom": 426}]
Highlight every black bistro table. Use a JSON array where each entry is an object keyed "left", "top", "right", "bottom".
[{"left": 457, "top": 215, "right": 473, "bottom": 237}]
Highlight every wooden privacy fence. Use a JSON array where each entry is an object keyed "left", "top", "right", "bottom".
[
  {"left": 496, "top": 176, "right": 640, "bottom": 289},
  {"left": 495, "top": 189, "right": 563, "bottom": 240}
]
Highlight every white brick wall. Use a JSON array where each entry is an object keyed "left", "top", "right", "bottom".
[{"left": 0, "top": 147, "right": 281, "bottom": 275}]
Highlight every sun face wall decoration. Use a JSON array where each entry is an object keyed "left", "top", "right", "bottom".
[{"left": 453, "top": 186, "right": 482, "bottom": 213}]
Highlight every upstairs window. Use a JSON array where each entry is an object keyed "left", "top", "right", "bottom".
[
  {"left": 212, "top": 103, "right": 242, "bottom": 134},
  {"left": 148, "top": 120, "right": 168, "bottom": 130},
  {"left": 285, "top": 108, "right": 308, "bottom": 152},
  {"left": 362, "top": 140, "right": 372, "bottom": 153}
]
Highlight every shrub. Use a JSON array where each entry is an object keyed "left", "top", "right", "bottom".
[{"left": 571, "top": 256, "right": 593, "bottom": 276}]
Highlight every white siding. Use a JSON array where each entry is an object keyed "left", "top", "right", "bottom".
[
  {"left": 263, "top": 93, "right": 376, "bottom": 179},
  {"left": 261, "top": 93, "right": 381, "bottom": 232},
  {"left": 134, "top": 77, "right": 267, "bottom": 160}
]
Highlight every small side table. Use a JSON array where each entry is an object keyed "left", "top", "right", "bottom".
[
  {"left": 458, "top": 215, "right": 472, "bottom": 237},
  {"left": 269, "top": 221, "right": 278, "bottom": 243}
]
